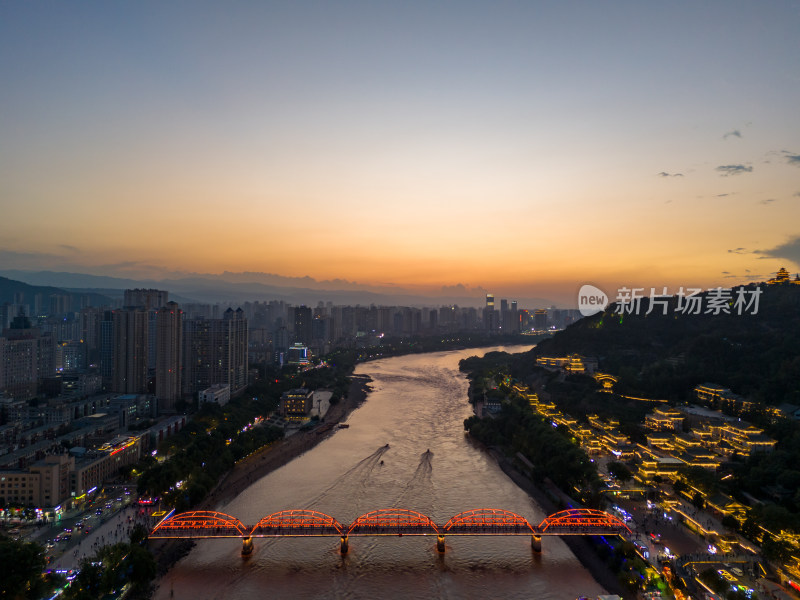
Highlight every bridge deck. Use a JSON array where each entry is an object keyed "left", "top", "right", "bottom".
[{"left": 149, "top": 507, "right": 630, "bottom": 540}]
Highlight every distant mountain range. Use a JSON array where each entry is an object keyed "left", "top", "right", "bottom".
[
  {"left": 0, "top": 270, "right": 556, "bottom": 309},
  {"left": 0, "top": 276, "right": 112, "bottom": 308}
]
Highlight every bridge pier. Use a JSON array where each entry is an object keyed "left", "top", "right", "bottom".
[
  {"left": 340, "top": 535, "right": 349, "bottom": 555},
  {"left": 436, "top": 534, "right": 446, "bottom": 553},
  {"left": 531, "top": 534, "right": 542, "bottom": 553},
  {"left": 241, "top": 536, "right": 254, "bottom": 557}
]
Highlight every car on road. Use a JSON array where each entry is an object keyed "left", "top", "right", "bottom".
[{"left": 633, "top": 540, "right": 650, "bottom": 558}]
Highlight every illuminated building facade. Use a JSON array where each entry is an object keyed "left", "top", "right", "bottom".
[{"left": 281, "top": 388, "right": 314, "bottom": 419}]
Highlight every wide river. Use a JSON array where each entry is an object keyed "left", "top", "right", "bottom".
[{"left": 154, "top": 346, "right": 606, "bottom": 600}]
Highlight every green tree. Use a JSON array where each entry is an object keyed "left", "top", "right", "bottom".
[
  {"left": 129, "top": 523, "right": 149, "bottom": 545},
  {"left": 607, "top": 461, "right": 633, "bottom": 483},
  {"left": 125, "top": 544, "right": 158, "bottom": 596},
  {"left": 0, "top": 535, "right": 47, "bottom": 599},
  {"left": 740, "top": 516, "right": 761, "bottom": 541},
  {"left": 63, "top": 560, "right": 103, "bottom": 600}
]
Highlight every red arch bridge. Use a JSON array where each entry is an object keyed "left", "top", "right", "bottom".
[{"left": 149, "top": 508, "right": 630, "bottom": 556}]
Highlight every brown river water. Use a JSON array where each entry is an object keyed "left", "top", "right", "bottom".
[{"left": 153, "top": 346, "right": 606, "bottom": 600}]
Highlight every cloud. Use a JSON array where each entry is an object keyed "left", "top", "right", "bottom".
[
  {"left": 727, "top": 248, "right": 748, "bottom": 254},
  {"left": 94, "top": 261, "right": 178, "bottom": 278},
  {"left": 716, "top": 164, "right": 753, "bottom": 176},
  {"left": 795, "top": 192, "right": 800, "bottom": 197},
  {"left": 0, "top": 248, "right": 74, "bottom": 269},
  {"left": 58, "top": 244, "right": 80, "bottom": 253},
  {"left": 756, "top": 236, "right": 800, "bottom": 267},
  {"left": 440, "top": 283, "right": 488, "bottom": 297},
  {"left": 723, "top": 130, "right": 742, "bottom": 139},
  {"left": 759, "top": 198, "right": 777, "bottom": 205},
  {"left": 785, "top": 153, "right": 800, "bottom": 167},
  {"left": 721, "top": 271, "right": 731, "bottom": 275},
  {"left": 657, "top": 171, "right": 683, "bottom": 177},
  {"left": 723, "top": 273, "right": 762, "bottom": 280},
  {"left": 716, "top": 193, "right": 732, "bottom": 197}
]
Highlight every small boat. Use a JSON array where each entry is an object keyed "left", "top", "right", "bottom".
[{"left": 337, "top": 424, "right": 350, "bottom": 429}]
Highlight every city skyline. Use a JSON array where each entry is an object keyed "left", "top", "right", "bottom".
[{"left": 2, "top": 2, "right": 799, "bottom": 305}]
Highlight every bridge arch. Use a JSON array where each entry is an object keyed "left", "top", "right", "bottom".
[
  {"left": 250, "top": 509, "right": 343, "bottom": 537},
  {"left": 536, "top": 508, "right": 630, "bottom": 535},
  {"left": 348, "top": 508, "right": 439, "bottom": 536},
  {"left": 443, "top": 508, "right": 534, "bottom": 534},
  {"left": 150, "top": 510, "right": 248, "bottom": 538}
]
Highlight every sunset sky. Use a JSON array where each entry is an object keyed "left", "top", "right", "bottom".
[{"left": 1, "top": 1, "right": 799, "bottom": 305}]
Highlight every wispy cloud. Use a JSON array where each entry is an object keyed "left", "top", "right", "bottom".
[
  {"left": 716, "top": 164, "right": 753, "bottom": 176},
  {"left": 657, "top": 171, "right": 683, "bottom": 177},
  {"left": 716, "top": 193, "right": 733, "bottom": 197},
  {"left": 756, "top": 236, "right": 800, "bottom": 266},
  {"left": 440, "top": 283, "right": 488, "bottom": 297},
  {"left": 723, "top": 130, "right": 742, "bottom": 139},
  {"left": 58, "top": 244, "right": 80, "bottom": 253},
  {"left": 759, "top": 198, "right": 777, "bottom": 205},
  {"left": 0, "top": 248, "right": 72, "bottom": 268},
  {"left": 94, "top": 261, "right": 178, "bottom": 279},
  {"left": 723, "top": 273, "right": 762, "bottom": 280},
  {"left": 727, "top": 248, "right": 749, "bottom": 254},
  {"left": 785, "top": 152, "right": 800, "bottom": 167}
]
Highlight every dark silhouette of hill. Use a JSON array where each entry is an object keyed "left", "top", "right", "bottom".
[
  {"left": 0, "top": 276, "right": 111, "bottom": 310},
  {"left": 529, "top": 283, "right": 800, "bottom": 405}
]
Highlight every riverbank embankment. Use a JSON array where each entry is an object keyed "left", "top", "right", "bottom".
[
  {"left": 151, "top": 374, "right": 372, "bottom": 576},
  {"left": 204, "top": 374, "right": 372, "bottom": 507},
  {"left": 489, "top": 448, "right": 627, "bottom": 597}
]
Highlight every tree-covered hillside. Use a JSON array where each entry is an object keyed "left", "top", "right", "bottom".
[{"left": 531, "top": 283, "right": 800, "bottom": 404}]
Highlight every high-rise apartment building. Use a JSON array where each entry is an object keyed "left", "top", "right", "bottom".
[
  {"left": 112, "top": 307, "right": 149, "bottom": 394},
  {"left": 123, "top": 289, "right": 168, "bottom": 310},
  {"left": 183, "top": 308, "right": 248, "bottom": 397},
  {"left": 79, "top": 307, "right": 103, "bottom": 368},
  {"left": 0, "top": 312, "right": 55, "bottom": 400},
  {"left": 484, "top": 293, "right": 498, "bottom": 332},
  {"left": 273, "top": 326, "right": 289, "bottom": 365},
  {"left": 156, "top": 302, "right": 183, "bottom": 412},
  {"left": 293, "top": 305, "right": 313, "bottom": 345},
  {"left": 123, "top": 290, "right": 167, "bottom": 373},
  {"left": 534, "top": 309, "right": 548, "bottom": 331}
]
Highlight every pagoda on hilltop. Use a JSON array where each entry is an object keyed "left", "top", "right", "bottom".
[{"left": 766, "top": 267, "right": 800, "bottom": 284}]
